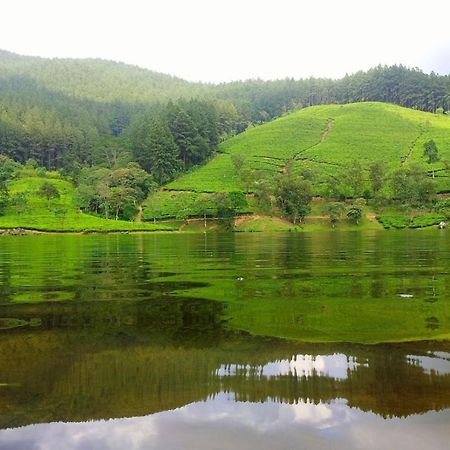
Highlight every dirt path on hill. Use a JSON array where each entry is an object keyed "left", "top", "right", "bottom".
[
  {"left": 279, "top": 118, "right": 335, "bottom": 175},
  {"left": 320, "top": 118, "right": 334, "bottom": 142}
]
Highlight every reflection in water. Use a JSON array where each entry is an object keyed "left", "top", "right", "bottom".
[
  {"left": 0, "top": 302, "right": 449, "bottom": 430},
  {"left": 0, "top": 396, "right": 449, "bottom": 450},
  {"left": 407, "top": 352, "right": 450, "bottom": 374},
  {"left": 217, "top": 353, "right": 366, "bottom": 379},
  {"left": 0, "top": 232, "right": 450, "bottom": 449}
]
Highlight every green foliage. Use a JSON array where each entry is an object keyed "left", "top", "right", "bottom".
[
  {"left": 324, "top": 202, "right": 346, "bottom": 227},
  {"left": 253, "top": 178, "right": 273, "bottom": 214},
  {"left": 377, "top": 213, "right": 445, "bottom": 229},
  {"left": 347, "top": 206, "right": 363, "bottom": 224},
  {"left": 0, "top": 176, "right": 174, "bottom": 232},
  {"left": 37, "top": 182, "right": 60, "bottom": 206},
  {"left": 0, "top": 182, "right": 9, "bottom": 215},
  {"left": 211, "top": 192, "right": 235, "bottom": 226},
  {"left": 346, "top": 161, "right": 365, "bottom": 198},
  {"left": 391, "top": 165, "right": 436, "bottom": 205},
  {"left": 10, "top": 192, "right": 28, "bottom": 215},
  {"left": 2, "top": 50, "right": 450, "bottom": 176},
  {"left": 423, "top": 139, "right": 439, "bottom": 164},
  {"left": 369, "top": 161, "right": 386, "bottom": 196},
  {"left": 74, "top": 164, "right": 154, "bottom": 220},
  {"left": 276, "top": 175, "right": 313, "bottom": 224},
  {"left": 231, "top": 153, "right": 246, "bottom": 174},
  {"left": 433, "top": 199, "right": 450, "bottom": 219},
  {"left": 142, "top": 190, "right": 250, "bottom": 221},
  {"left": 0, "top": 156, "right": 19, "bottom": 182},
  {"left": 130, "top": 115, "right": 180, "bottom": 184}
]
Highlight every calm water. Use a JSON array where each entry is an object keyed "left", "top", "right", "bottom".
[{"left": 0, "top": 231, "right": 449, "bottom": 449}]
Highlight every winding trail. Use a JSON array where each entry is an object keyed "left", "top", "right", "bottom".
[{"left": 320, "top": 118, "right": 334, "bottom": 142}]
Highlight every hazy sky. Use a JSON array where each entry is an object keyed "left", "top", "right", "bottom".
[{"left": 2, "top": 0, "right": 450, "bottom": 82}]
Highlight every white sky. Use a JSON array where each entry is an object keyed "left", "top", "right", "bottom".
[{"left": 1, "top": 0, "right": 450, "bottom": 82}]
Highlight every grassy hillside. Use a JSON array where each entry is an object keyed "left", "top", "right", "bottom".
[
  {"left": 0, "top": 177, "right": 174, "bottom": 232},
  {"left": 167, "top": 102, "right": 450, "bottom": 194},
  {"left": 141, "top": 102, "right": 450, "bottom": 224}
]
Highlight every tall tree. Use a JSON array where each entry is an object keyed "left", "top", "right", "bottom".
[
  {"left": 168, "top": 108, "right": 198, "bottom": 168},
  {"left": 131, "top": 116, "right": 180, "bottom": 184},
  {"left": 276, "top": 176, "right": 313, "bottom": 224}
]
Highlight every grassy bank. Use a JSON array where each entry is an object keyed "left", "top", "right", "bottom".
[{"left": 0, "top": 177, "right": 175, "bottom": 232}]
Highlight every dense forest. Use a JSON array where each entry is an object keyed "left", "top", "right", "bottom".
[{"left": 1, "top": 49, "right": 450, "bottom": 184}]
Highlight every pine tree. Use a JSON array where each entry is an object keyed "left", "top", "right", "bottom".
[{"left": 131, "top": 116, "right": 180, "bottom": 184}]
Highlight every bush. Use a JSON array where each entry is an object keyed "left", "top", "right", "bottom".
[{"left": 377, "top": 213, "right": 445, "bottom": 229}]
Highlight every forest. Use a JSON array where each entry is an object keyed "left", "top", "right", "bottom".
[{"left": 1, "top": 48, "right": 450, "bottom": 185}]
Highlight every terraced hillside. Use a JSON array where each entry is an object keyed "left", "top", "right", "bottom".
[{"left": 143, "top": 102, "right": 450, "bottom": 220}]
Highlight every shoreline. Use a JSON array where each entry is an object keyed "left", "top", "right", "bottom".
[{"left": 0, "top": 223, "right": 445, "bottom": 236}]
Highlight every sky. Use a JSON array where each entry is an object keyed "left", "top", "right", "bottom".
[{"left": 1, "top": 0, "right": 450, "bottom": 83}]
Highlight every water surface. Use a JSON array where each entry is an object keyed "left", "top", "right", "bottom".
[{"left": 0, "top": 231, "right": 449, "bottom": 449}]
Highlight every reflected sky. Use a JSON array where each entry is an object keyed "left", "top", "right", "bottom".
[
  {"left": 0, "top": 396, "right": 449, "bottom": 450},
  {"left": 217, "top": 353, "right": 366, "bottom": 379},
  {"left": 406, "top": 352, "right": 450, "bottom": 375},
  {"left": 1, "top": 346, "right": 450, "bottom": 449}
]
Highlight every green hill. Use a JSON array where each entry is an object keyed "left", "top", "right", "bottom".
[
  {"left": 168, "top": 102, "right": 450, "bottom": 192},
  {"left": 143, "top": 102, "right": 450, "bottom": 222}
]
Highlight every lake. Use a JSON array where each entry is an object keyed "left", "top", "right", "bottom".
[{"left": 0, "top": 231, "right": 449, "bottom": 449}]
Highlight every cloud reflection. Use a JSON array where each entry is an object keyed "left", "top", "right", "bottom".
[
  {"left": 216, "top": 353, "right": 366, "bottom": 380},
  {"left": 0, "top": 396, "right": 448, "bottom": 450}
]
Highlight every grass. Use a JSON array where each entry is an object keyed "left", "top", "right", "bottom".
[
  {"left": 164, "top": 102, "right": 450, "bottom": 197},
  {"left": 0, "top": 177, "right": 175, "bottom": 232},
  {"left": 233, "top": 216, "right": 302, "bottom": 232}
]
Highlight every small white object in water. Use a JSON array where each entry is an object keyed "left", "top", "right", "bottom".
[
  {"left": 236, "top": 277, "right": 244, "bottom": 281},
  {"left": 399, "top": 293, "right": 414, "bottom": 298}
]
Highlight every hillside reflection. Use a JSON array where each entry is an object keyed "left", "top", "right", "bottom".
[{"left": 0, "top": 298, "right": 449, "bottom": 429}]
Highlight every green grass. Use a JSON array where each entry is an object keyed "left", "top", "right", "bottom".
[
  {"left": 0, "top": 177, "right": 175, "bottom": 232},
  {"left": 165, "top": 102, "right": 450, "bottom": 196},
  {"left": 233, "top": 216, "right": 302, "bottom": 232}
]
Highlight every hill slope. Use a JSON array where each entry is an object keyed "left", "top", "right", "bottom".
[
  {"left": 142, "top": 102, "right": 450, "bottom": 222},
  {"left": 167, "top": 102, "right": 450, "bottom": 194}
]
